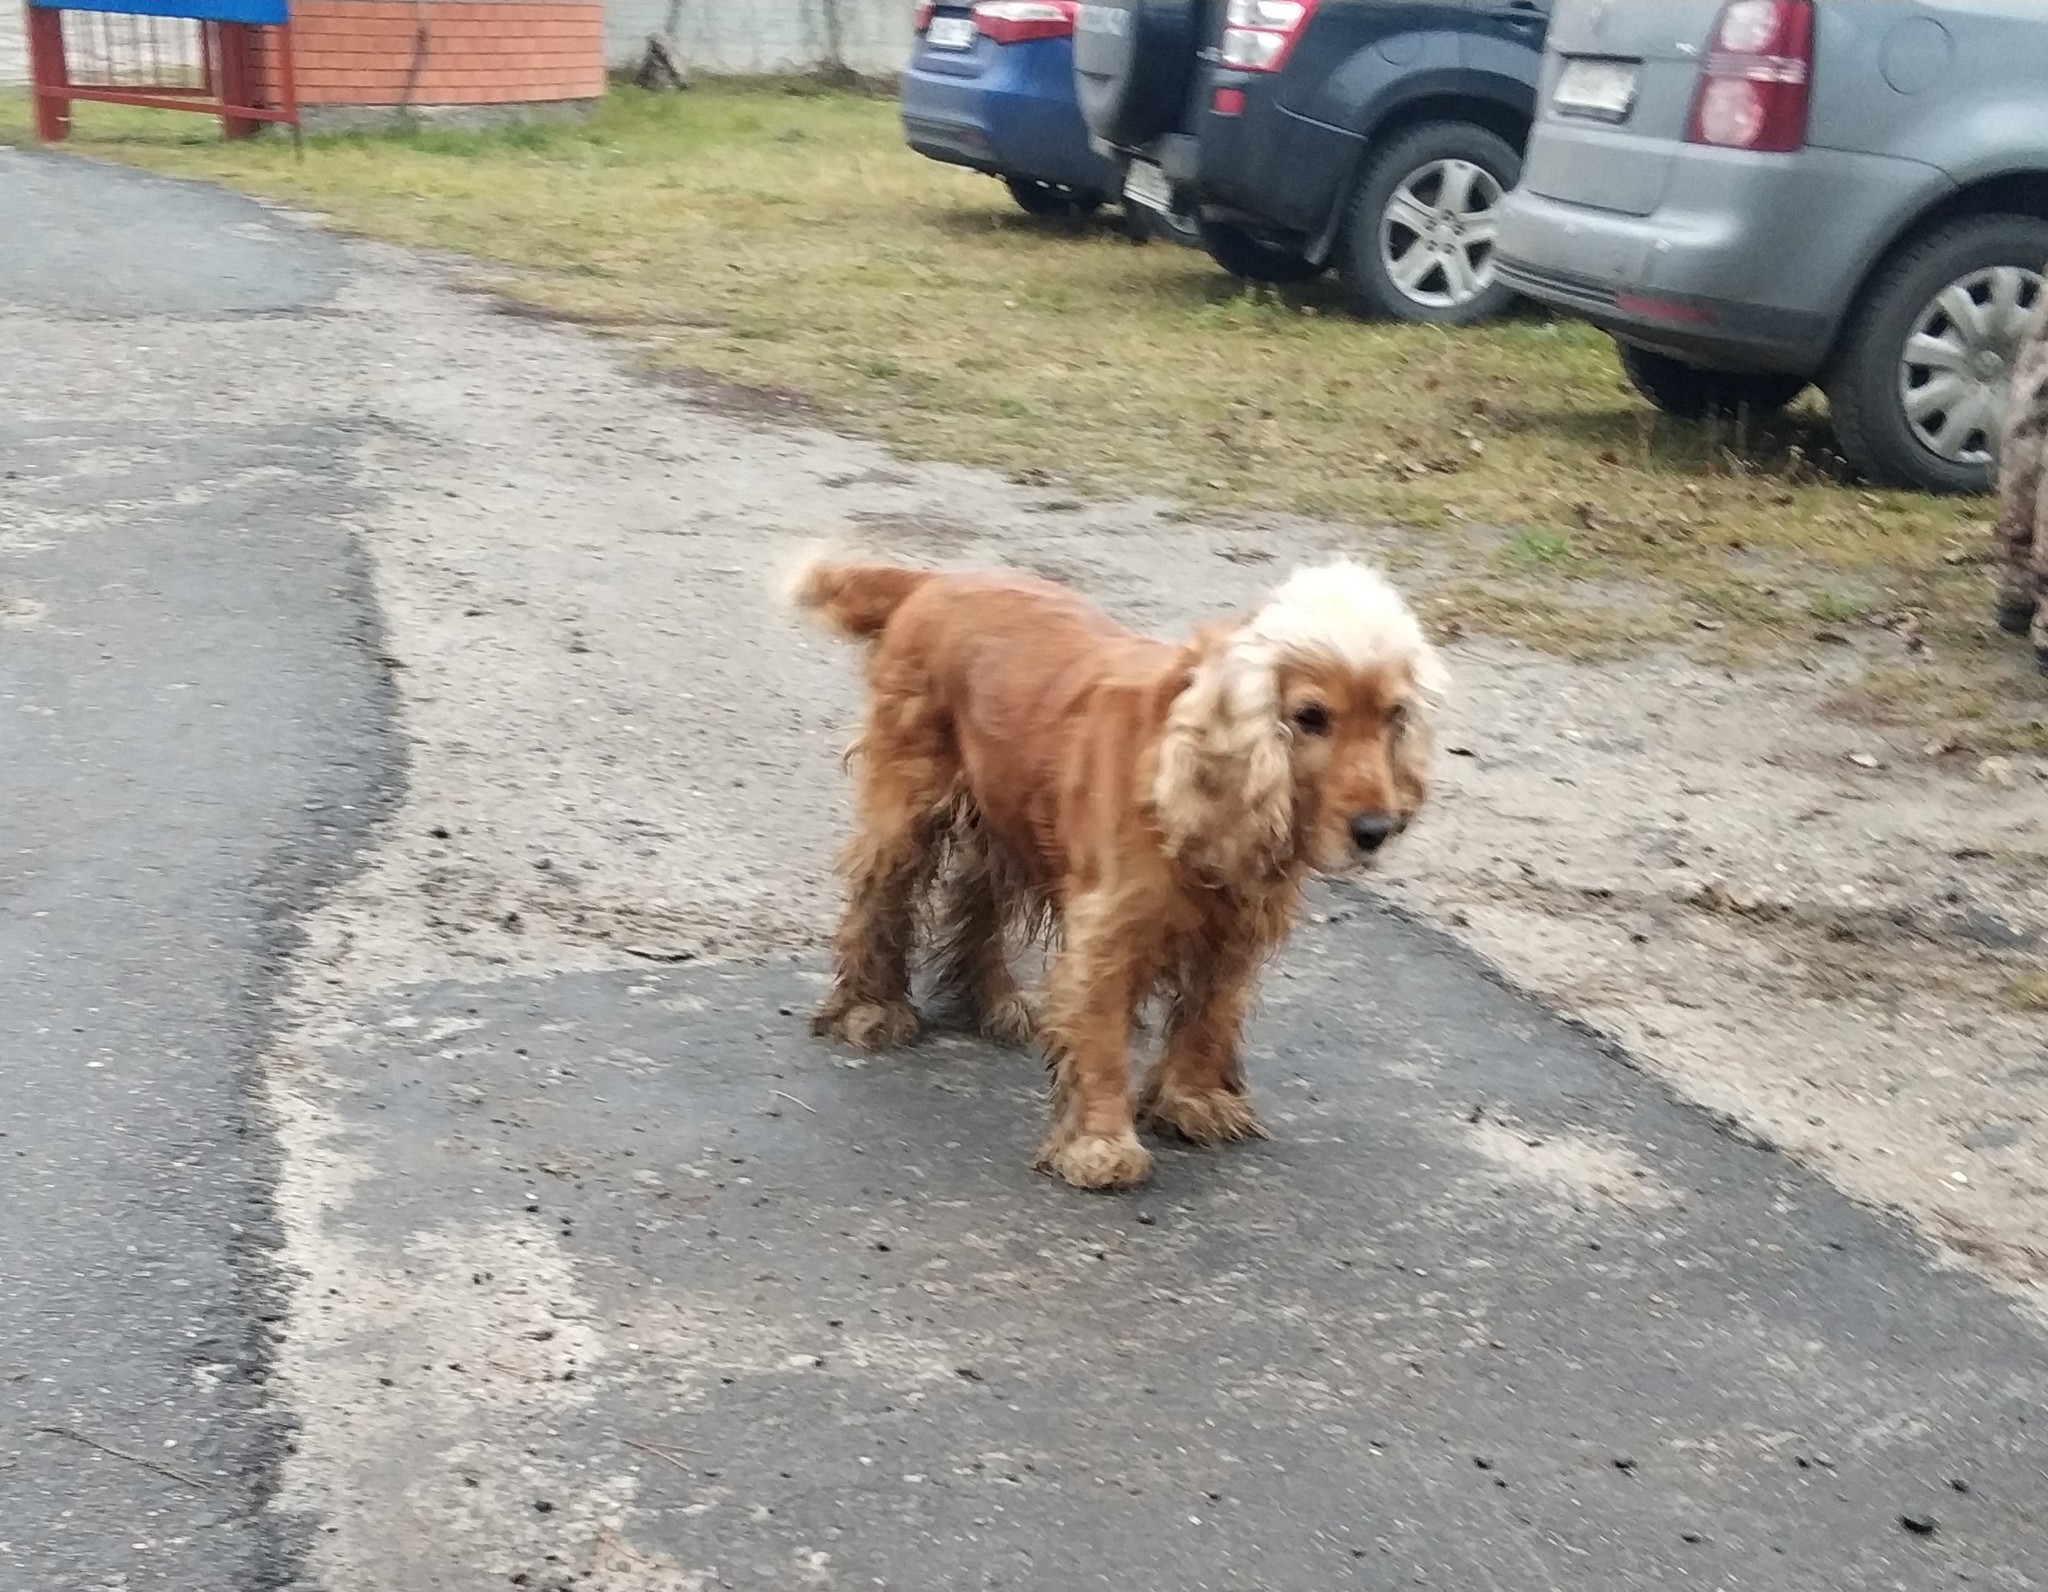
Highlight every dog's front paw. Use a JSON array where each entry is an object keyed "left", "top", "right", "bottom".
[
  {"left": 978, "top": 991, "right": 1039, "bottom": 1049},
  {"left": 1035, "top": 1129, "right": 1154, "bottom": 1192},
  {"left": 811, "top": 997, "right": 920, "bottom": 1051},
  {"left": 1144, "top": 1085, "right": 1271, "bottom": 1147}
]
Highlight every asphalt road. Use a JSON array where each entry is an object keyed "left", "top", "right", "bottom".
[
  {"left": 317, "top": 915, "right": 2048, "bottom": 1591},
  {"left": 0, "top": 150, "right": 396, "bottom": 1590},
  {"left": 2, "top": 145, "right": 2045, "bottom": 1592}
]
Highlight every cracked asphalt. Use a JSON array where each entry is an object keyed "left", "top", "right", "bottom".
[
  {"left": 2, "top": 146, "right": 2045, "bottom": 1592},
  {"left": 0, "top": 151, "right": 392, "bottom": 1589}
]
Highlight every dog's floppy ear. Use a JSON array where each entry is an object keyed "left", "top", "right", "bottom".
[{"left": 1152, "top": 622, "right": 1293, "bottom": 882}]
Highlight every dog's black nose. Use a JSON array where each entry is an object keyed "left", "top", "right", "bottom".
[{"left": 1350, "top": 814, "right": 1397, "bottom": 853}]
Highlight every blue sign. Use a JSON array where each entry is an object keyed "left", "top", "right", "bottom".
[{"left": 29, "top": 0, "right": 288, "bottom": 23}]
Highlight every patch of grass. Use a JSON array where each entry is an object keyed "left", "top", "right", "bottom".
[
  {"left": 1421, "top": 580, "right": 1679, "bottom": 663},
  {"left": 1824, "top": 663, "right": 2048, "bottom": 753},
  {"left": 2003, "top": 973, "right": 2048, "bottom": 1014},
  {"left": 1808, "top": 589, "right": 1874, "bottom": 624},
  {"left": 1501, "top": 529, "right": 1575, "bottom": 567},
  {"left": 1973, "top": 719, "right": 2048, "bottom": 756},
  {"left": 4, "top": 83, "right": 2037, "bottom": 740}
]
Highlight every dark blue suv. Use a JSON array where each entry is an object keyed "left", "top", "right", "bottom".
[
  {"left": 1075, "top": 0, "right": 1551, "bottom": 322},
  {"left": 902, "top": 0, "right": 1124, "bottom": 218}
]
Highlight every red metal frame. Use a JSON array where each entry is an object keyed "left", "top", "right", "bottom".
[{"left": 26, "top": 5, "right": 300, "bottom": 142}]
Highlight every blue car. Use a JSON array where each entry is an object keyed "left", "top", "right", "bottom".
[{"left": 900, "top": 0, "right": 1122, "bottom": 218}]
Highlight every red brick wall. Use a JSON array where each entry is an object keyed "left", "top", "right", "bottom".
[{"left": 277, "top": 0, "right": 603, "bottom": 107}]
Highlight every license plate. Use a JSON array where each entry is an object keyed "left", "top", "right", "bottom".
[
  {"left": 1123, "top": 159, "right": 1173, "bottom": 214},
  {"left": 926, "top": 14, "right": 976, "bottom": 49},
  {"left": 1554, "top": 57, "right": 1639, "bottom": 121}
]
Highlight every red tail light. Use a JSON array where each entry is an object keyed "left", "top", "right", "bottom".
[
  {"left": 1219, "top": 0, "right": 1316, "bottom": 72},
  {"left": 1685, "top": 0, "right": 1814, "bottom": 153},
  {"left": 971, "top": 0, "right": 1076, "bottom": 43},
  {"left": 915, "top": 0, "right": 934, "bottom": 29}
]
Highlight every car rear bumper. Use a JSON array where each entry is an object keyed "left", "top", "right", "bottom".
[
  {"left": 902, "top": 111, "right": 1002, "bottom": 173},
  {"left": 1498, "top": 138, "right": 1950, "bottom": 375},
  {"left": 900, "top": 43, "right": 1121, "bottom": 195},
  {"left": 1496, "top": 250, "right": 1833, "bottom": 374}
]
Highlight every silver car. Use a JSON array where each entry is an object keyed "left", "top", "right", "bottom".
[{"left": 1495, "top": 0, "right": 2048, "bottom": 494}]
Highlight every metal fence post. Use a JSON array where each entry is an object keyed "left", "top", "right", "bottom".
[{"left": 26, "top": 4, "right": 73, "bottom": 140}]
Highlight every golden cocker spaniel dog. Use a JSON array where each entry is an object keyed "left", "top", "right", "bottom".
[{"left": 791, "top": 554, "right": 1446, "bottom": 1191}]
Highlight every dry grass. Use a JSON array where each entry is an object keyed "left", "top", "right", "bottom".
[
  {"left": 3, "top": 83, "right": 2040, "bottom": 744},
  {"left": 2004, "top": 973, "right": 2048, "bottom": 1013}
]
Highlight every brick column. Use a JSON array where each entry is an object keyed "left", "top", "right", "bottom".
[{"left": 278, "top": 0, "right": 602, "bottom": 119}]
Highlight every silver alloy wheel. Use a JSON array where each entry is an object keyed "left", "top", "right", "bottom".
[
  {"left": 1898, "top": 264, "right": 2043, "bottom": 466},
  {"left": 1377, "top": 157, "right": 1503, "bottom": 311}
]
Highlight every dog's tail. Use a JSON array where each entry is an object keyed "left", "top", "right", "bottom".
[{"left": 784, "top": 546, "right": 934, "bottom": 643}]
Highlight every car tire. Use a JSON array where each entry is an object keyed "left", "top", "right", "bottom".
[
  {"left": 1199, "top": 217, "right": 1326, "bottom": 285},
  {"left": 1617, "top": 342, "right": 1808, "bottom": 420},
  {"left": 1005, "top": 177, "right": 1104, "bottom": 219},
  {"left": 1825, "top": 213, "right": 2048, "bottom": 495},
  {"left": 1338, "top": 121, "right": 1521, "bottom": 325}
]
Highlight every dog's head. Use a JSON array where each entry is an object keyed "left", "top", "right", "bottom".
[{"left": 1154, "top": 561, "right": 1447, "bottom": 883}]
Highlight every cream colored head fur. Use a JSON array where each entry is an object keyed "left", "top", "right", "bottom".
[
  {"left": 1238, "top": 561, "right": 1450, "bottom": 701},
  {"left": 1153, "top": 560, "right": 1447, "bottom": 880}
]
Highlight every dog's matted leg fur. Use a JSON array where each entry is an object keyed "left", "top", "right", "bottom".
[
  {"left": 1140, "top": 930, "right": 1274, "bottom": 1147},
  {"left": 1995, "top": 363, "right": 2047, "bottom": 639},
  {"left": 811, "top": 697, "right": 952, "bottom": 1051},
  {"left": 1034, "top": 891, "right": 1157, "bottom": 1191},
  {"left": 926, "top": 811, "right": 1038, "bottom": 1048},
  {"left": 1994, "top": 295, "right": 2048, "bottom": 656}
]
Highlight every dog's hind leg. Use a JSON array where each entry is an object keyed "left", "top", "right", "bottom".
[
  {"left": 928, "top": 818, "right": 1037, "bottom": 1048},
  {"left": 1140, "top": 937, "right": 1271, "bottom": 1147},
  {"left": 1995, "top": 315, "right": 2048, "bottom": 646},
  {"left": 812, "top": 695, "right": 952, "bottom": 1051}
]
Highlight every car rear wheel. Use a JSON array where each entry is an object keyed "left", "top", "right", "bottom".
[
  {"left": 1005, "top": 177, "right": 1104, "bottom": 219},
  {"left": 1617, "top": 343, "right": 1808, "bottom": 421},
  {"left": 1826, "top": 213, "right": 2048, "bottom": 494},
  {"left": 1198, "top": 217, "right": 1326, "bottom": 285},
  {"left": 1338, "top": 121, "right": 1521, "bottom": 324}
]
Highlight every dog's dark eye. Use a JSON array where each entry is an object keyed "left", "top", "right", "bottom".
[
  {"left": 1388, "top": 703, "right": 1411, "bottom": 732},
  {"left": 1292, "top": 702, "right": 1331, "bottom": 736}
]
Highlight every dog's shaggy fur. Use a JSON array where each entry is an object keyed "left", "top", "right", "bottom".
[{"left": 791, "top": 554, "right": 1446, "bottom": 1190}]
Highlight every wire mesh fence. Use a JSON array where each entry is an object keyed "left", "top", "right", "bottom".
[
  {"left": 1, "top": 7, "right": 30, "bottom": 84},
  {"left": 25, "top": 0, "right": 299, "bottom": 142},
  {"left": 57, "top": 9, "right": 208, "bottom": 92}
]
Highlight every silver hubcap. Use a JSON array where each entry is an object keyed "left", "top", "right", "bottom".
[
  {"left": 1899, "top": 264, "right": 2043, "bottom": 466},
  {"left": 1378, "top": 158, "right": 1503, "bottom": 310}
]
